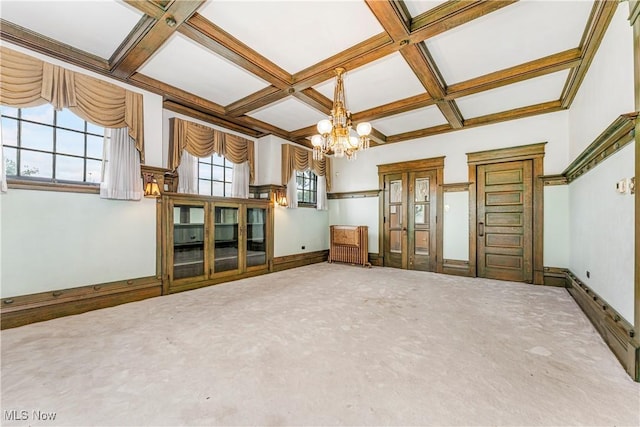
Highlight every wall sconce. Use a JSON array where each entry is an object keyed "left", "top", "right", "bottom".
[
  {"left": 275, "top": 188, "right": 288, "bottom": 207},
  {"left": 143, "top": 173, "right": 161, "bottom": 198}
]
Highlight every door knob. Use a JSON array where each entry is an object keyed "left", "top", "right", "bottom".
[{"left": 478, "top": 222, "right": 485, "bottom": 237}]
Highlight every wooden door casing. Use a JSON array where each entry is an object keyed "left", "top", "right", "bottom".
[{"left": 477, "top": 160, "right": 533, "bottom": 282}]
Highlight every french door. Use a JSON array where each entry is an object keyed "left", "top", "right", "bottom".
[{"left": 383, "top": 170, "right": 437, "bottom": 271}]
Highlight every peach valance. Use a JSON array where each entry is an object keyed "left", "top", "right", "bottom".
[
  {"left": 281, "top": 144, "right": 331, "bottom": 191},
  {"left": 0, "top": 47, "right": 145, "bottom": 160},
  {"left": 169, "top": 117, "right": 255, "bottom": 184}
]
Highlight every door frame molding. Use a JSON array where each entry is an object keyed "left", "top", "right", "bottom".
[
  {"left": 467, "top": 143, "right": 546, "bottom": 284},
  {"left": 377, "top": 156, "right": 445, "bottom": 272}
]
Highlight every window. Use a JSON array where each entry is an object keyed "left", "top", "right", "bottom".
[
  {"left": 198, "top": 153, "right": 232, "bottom": 197},
  {"left": 296, "top": 170, "right": 317, "bottom": 205},
  {"left": 1, "top": 105, "right": 105, "bottom": 183}
]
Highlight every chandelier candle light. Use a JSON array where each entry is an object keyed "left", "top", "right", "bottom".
[{"left": 311, "top": 67, "right": 372, "bottom": 161}]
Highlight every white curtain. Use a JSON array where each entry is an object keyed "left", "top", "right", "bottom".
[
  {"left": 100, "top": 127, "right": 142, "bottom": 200},
  {"left": 286, "top": 173, "right": 298, "bottom": 209},
  {"left": 231, "top": 161, "right": 249, "bottom": 199},
  {"left": 177, "top": 150, "right": 197, "bottom": 194},
  {"left": 0, "top": 120, "right": 6, "bottom": 193},
  {"left": 317, "top": 175, "right": 328, "bottom": 211}
]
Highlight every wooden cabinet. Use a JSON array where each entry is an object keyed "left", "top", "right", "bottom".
[{"left": 162, "top": 194, "right": 273, "bottom": 294}]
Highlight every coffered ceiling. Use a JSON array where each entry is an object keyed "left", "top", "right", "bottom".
[{"left": 0, "top": 0, "right": 619, "bottom": 148}]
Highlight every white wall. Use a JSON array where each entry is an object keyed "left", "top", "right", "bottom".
[
  {"left": 568, "top": 144, "right": 635, "bottom": 322},
  {"left": 1, "top": 191, "right": 157, "bottom": 297},
  {"left": 257, "top": 136, "right": 331, "bottom": 256},
  {"left": 328, "top": 197, "right": 379, "bottom": 253},
  {"left": 544, "top": 185, "right": 570, "bottom": 267},
  {"left": 274, "top": 206, "right": 329, "bottom": 257},
  {"left": 566, "top": 3, "right": 635, "bottom": 322},
  {"left": 568, "top": 5, "right": 635, "bottom": 159},
  {"left": 0, "top": 42, "right": 163, "bottom": 297}
]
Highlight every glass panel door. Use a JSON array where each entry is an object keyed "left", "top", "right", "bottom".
[
  {"left": 214, "top": 206, "right": 239, "bottom": 273},
  {"left": 173, "top": 205, "right": 205, "bottom": 280},
  {"left": 384, "top": 173, "right": 406, "bottom": 269},
  {"left": 409, "top": 171, "right": 436, "bottom": 271},
  {"left": 246, "top": 207, "right": 267, "bottom": 268}
]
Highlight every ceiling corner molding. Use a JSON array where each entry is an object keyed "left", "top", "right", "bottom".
[
  {"left": 0, "top": 19, "right": 109, "bottom": 72},
  {"left": 630, "top": 0, "right": 640, "bottom": 26},
  {"left": 560, "top": 0, "right": 619, "bottom": 109},
  {"left": 563, "top": 112, "right": 638, "bottom": 182}
]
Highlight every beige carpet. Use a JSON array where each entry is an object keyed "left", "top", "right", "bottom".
[{"left": 1, "top": 263, "right": 639, "bottom": 426}]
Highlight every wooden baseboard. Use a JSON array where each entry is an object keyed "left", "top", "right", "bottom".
[
  {"left": 272, "top": 250, "right": 329, "bottom": 272},
  {"left": 543, "top": 266, "right": 568, "bottom": 287},
  {"left": 167, "top": 268, "right": 270, "bottom": 294},
  {"left": 368, "top": 253, "right": 383, "bottom": 267},
  {"left": 442, "top": 259, "right": 472, "bottom": 277},
  {"left": 1, "top": 276, "right": 162, "bottom": 330},
  {"left": 565, "top": 270, "right": 639, "bottom": 381}
]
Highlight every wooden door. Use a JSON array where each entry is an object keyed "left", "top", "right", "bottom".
[
  {"left": 384, "top": 173, "right": 407, "bottom": 269},
  {"left": 383, "top": 171, "right": 437, "bottom": 271},
  {"left": 408, "top": 170, "right": 437, "bottom": 271},
  {"left": 477, "top": 160, "right": 533, "bottom": 282}
]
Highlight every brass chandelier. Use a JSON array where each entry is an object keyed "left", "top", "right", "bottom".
[{"left": 311, "top": 67, "right": 372, "bottom": 161}]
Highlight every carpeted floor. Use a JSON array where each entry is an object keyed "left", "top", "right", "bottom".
[{"left": 1, "top": 263, "right": 639, "bottom": 426}]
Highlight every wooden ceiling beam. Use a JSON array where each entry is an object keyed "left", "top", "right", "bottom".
[
  {"left": 182, "top": 13, "right": 291, "bottom": 89},
  {"left": 385, "top": 100, "right": 563, "bottom": 144},
  {"left": 123, "top": 0, "right": 165, "bottom": 19},
  {"left": 292, "top": 89, "right": 334, "bottom": 116},
  {"left": 352, "top": 93, "right": 436, "bottom": 122},
  {"left": 400, "top": 43, "right": 463, "bottom": 128},
  {"left": 239, "top": 116, "right": 292, "bottom": 141},
  {"left": 561, "top": 0, "right": 619, "bottom": 108},
  {"left": 364, "top": 0, "right": 411, "bottom": 41},
  {"left": 462, "top": 100, "right": 563, "bottom": 127},
  {"left": 446, "top": 48, "right": 583, "bottom": 100},
  {"left": 108, "top": 16, "right": 156, "bottom": 70},
  {"left": 163, "top": 100, "right": 263, "bottom": 137},
  {"left": 369, "top": 128, "right": 388, "bottom": 145},
  {"left": 0, "top": 19, "right": 109, "bottom": 72},
  {"left": 292, "top": 33, "right": 396, "bottom": 89},
  {"left": 408, "top": 0, "right": 518, "bottom": 43},
  {"left": 386, "top": 124, "right": 454, "bottom": 143},
  {"left": 225, "top": 86, "right": 287, "bottom": 117},
  {"left": 111, "top": 0, "right": 205, "bottom": 79},
  {"left": 130, "top": 72, "right": 226, "bottom": 115}
]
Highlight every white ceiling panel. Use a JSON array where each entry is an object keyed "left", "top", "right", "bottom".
[
  {"left": 198, "top": 1, "right": 383, "bottom": 74},
  {"left": 403, "top": 1, "right": 448, "bottom": 18},
  {"left": 138, "top": 33, "right": 270, "bottom": 106},
  {"left": 247, "top": 97, "right": 328, "bottom": 132},
  {"left": 0, "top": 0, "right": 142, "bottom": 59},
  {"left": 371, "top": 105, "right": 448, "bottom": 135},
  {"left": 425, "top": 0, "right": 593, "bottom": 84},
  {"left": 456, "top": 69, "right": 570, "bottom": 118},
  {"left": 313, "top": 53, "right": 426, "bottom": 113}
]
